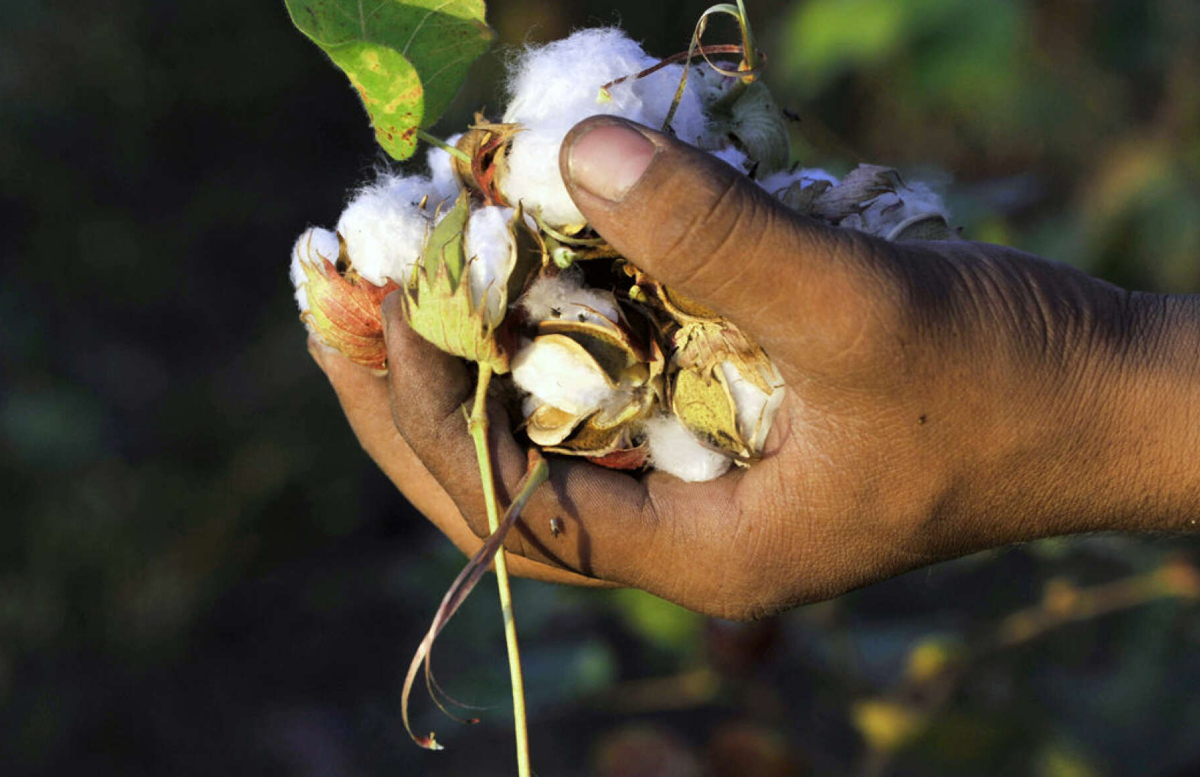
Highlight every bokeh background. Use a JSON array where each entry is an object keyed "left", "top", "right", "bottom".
[{"left": 4, "top": 0, "right": 1200, "bottom": 775}]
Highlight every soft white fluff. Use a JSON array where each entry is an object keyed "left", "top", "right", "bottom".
[
  {"left": 720, "top": 360, "right": 785, "bottom": 454},
  {"left": 757, "top": 167, "right": 839, "bottom": 196},
  {"left": 289, "top": 227, "right": 340, "bottom": 315},
  {"left": 336, "top": 175, "right": 435, "bottom": 285},
  {"left": 427, "top": 133, "right": 464, "bottom": 205},
  {"left": 501, "top": 29, "right": 714, "bottom": 226},
  {"left": 644, "top": 413, "right": 732, "bottom": 482},
  {"left": 710, "top": 145, "right": 752, "bottom": 174},
  {"left": 517, "top": 267, "right": 621, "bottom": 326},
  {"left": 465, "top": 206, "right": 515, "bottom": 326},
  {"left": 511, "top": 337, "right": 617, "bottom": 416}
]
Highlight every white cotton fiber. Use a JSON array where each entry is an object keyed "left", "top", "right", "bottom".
[
  {"left": 757, "top": 167, "right": 839, "bottom": 196},
  {"left": 720, "top": 360, "right": 785, "bottom": 454},
  {"left": 710, "top": 145, "right": 752, "bottom": 174},
  {"left": 517, "top": 267, "right": 621, "bottom": 326},
  {"left": 511, "top": 337, "right": 617, "bottom": 416},
  {"left": 644, "top": 413, "right": 732, "bottom": 483},
  {"left": 465, "top": 206, "right": 515, "bottom": 326},
  {"left": 289, "top": 227, "right": 340, "bottom": 315},
  {"left": 336, "top": 175, "right": 435, "bottom": 286},
  {"left": 502, "top": 125, "right": 585, "bottom": 227},
  {"left": 427, "top": 133, "right": 464, "bottom": 206},
  {"left": 500, "top": 29, "right": 715, "bottom": 226}
]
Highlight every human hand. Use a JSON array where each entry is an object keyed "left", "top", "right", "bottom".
[{"left": 310, "top": 116, "right": 1200, "bottom": 620}]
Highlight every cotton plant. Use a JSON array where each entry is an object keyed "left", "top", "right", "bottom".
[{"left": 285, "top": 0, "right": 957, "bottom": 773}]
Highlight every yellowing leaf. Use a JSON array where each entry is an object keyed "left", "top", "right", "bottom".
[{"left": 286, "top": 0, "right": 495, "bottom": 160}]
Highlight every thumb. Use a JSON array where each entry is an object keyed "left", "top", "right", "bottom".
[{"left": 559, "top": 115, "right": 876, "bottom": 354}]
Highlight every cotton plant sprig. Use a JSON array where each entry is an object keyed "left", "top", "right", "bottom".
[{"left": 287, "top": 1, "right": 963, "bottom": 772}]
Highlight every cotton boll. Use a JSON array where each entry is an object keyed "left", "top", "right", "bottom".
[
  {"left": 512, "top": 337, "right": 617, "bottom": 416},
  {"left": 465, "top": 206, "right": 515, "bottom": 326},
  {"left": 501, "top": 29, "right": 714, "bottom": 226},
  {"left": 622, "top": 62, "right": 713, "bottom": 148},
  {"left": 336, "top": 176, "right": 434, "bottom": 286},
  {"left": 502, "top": 124, "right": 586, "bottom": 226},
  {"left": 710, "top": 145, "right": 752, "bottom": 175},
  {"left": 518, "top": 268, "right": 621, "bottom": 326},
  {"left": 859, "top": 181, "right": 949, "bottom": 239},
  {"left": 289, "top": 227, "right": 340, "bottom": 315},
  {"left": 720, "top": 360, "right": 785, "bottom": 453},
  {"left": 427, "top": 133, "right": 464, "bottom": 206},
  {"left": 644, "top": 413, "right": 732, "bottom": 482},
  {"left": 758, "top": 167, "right": 839, "bottom": 196},
  {"left": 504, "top": 29, "right": 658, "bottom": 127}
]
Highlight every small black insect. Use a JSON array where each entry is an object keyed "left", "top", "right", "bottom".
[
  {"left": 550, "top": 306, "right": 562, "bottom": 318},
  {"left": 550, "top": 517, "right": 564, "bottom": 538}
]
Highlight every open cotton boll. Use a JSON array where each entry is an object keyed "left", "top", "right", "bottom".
[
  {"left": 720, "top": 361, "right": 786, "bottom": 454},
  {"left": 503, "top": 29, "right": 656, "bottom": 127},
  {"left": 465, "top": 206, "right": 515, "bottom": 326},
  {"left": 336, "top": 176, "right": 434, "bottom": 286},
  {"left": 289, "top": 227, "right": 340, "bottom": 315},
  {"left": 644, "top": 413, "right": 733, "bottom": 483},
  {"left": 512, "top": 337, "right": 617, "bottom": 417},
  {"left": 710, "top": 145, "right": 753, "bottom": 175},
  {"left": 758, "top": 167, "right": 839, "bottom": 196},
  {"left": 853, "top": 181, "right": 949, "bottom": 239},
  {"left": 501, "top": 29, "right": 713, "bottom": 226},
  {"left": 427, "top": 133, "right": 463, "bottom": 206},
  {"left": 502, "top": 125, "right": 587, "bottom": 227},
  {"left": 518, "top": 268, "right": 621, "bottom": 326}
]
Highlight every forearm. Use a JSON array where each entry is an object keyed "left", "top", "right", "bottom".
[
  {"left": 1093, "top": 292, "right": 1200, "bottom": 532},
  {"left": 993, "top": 289, "right": 1200, "bottom": 542}
]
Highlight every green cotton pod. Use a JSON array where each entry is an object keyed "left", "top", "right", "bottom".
[{"left": 710, "top": 81, "right": 791, "bottom": 176}]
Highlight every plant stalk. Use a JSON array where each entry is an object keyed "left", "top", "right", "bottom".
[
  {"left": 468, "top": 364, "right": 531, "bottom": 777},
  {"left": 418, "top": 128, "right": 472, "bottom": 164}
]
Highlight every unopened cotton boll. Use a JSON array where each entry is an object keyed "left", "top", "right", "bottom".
[
  {"left": 289, "top": 227, "right": 341, "bottom": 315},
  {"left": 336, "top": 175, "right": 435, "bottom": 286},
  {"left": 517, "top": 268, "right": 621, "bottom": 326},
  {"left": 720, "top": 361, "right": 786, "bottom": 454},
  {"left": 757, "top": 167, "right": 839, "bottom": 196},
  {"left": 465, "top": 206, "right": 516, "bottom": 326},
  {"left": 644, "top": 413, "right": 732, "bottom": 483},
  {"left": 512, "top": 338, "right": 617, "bottom": 417}
]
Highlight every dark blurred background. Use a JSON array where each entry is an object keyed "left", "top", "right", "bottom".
[{"left": 3, "top": 1, "right": 1199, "bottom": 775}]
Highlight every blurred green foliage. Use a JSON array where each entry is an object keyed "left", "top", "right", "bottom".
[{"left": 2, "top": 1, "right": 1198, "bottom": 775}]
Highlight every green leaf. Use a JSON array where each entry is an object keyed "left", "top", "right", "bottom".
[{"left": 286, "top": 0, "right": 495, "bottom": 160}]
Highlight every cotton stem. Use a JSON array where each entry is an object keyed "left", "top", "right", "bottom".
[
  {"left": 418, "top": 129, "right": 472, "bottom": 164},
  {"left": 468, "top": 364, "right": 532, "bottom": 777}
]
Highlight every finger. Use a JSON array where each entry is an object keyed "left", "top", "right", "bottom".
[
  {"left": 559, "top": 116, "right": 887, "bottom": 358},
  {"left": 308, "top": 337, "right": 607, "bottom": 587},
  {"left": 380, "top": 294, "right": 754, "bottom": 604}
]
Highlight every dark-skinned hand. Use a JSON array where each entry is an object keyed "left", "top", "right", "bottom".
[{"left": 309, "top": 116, "right": 1200, "bottom": 620}]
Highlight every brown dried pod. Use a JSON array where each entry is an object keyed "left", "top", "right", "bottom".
[{"left": 291, "top": 228, "right": 399, "bottom": 372}]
